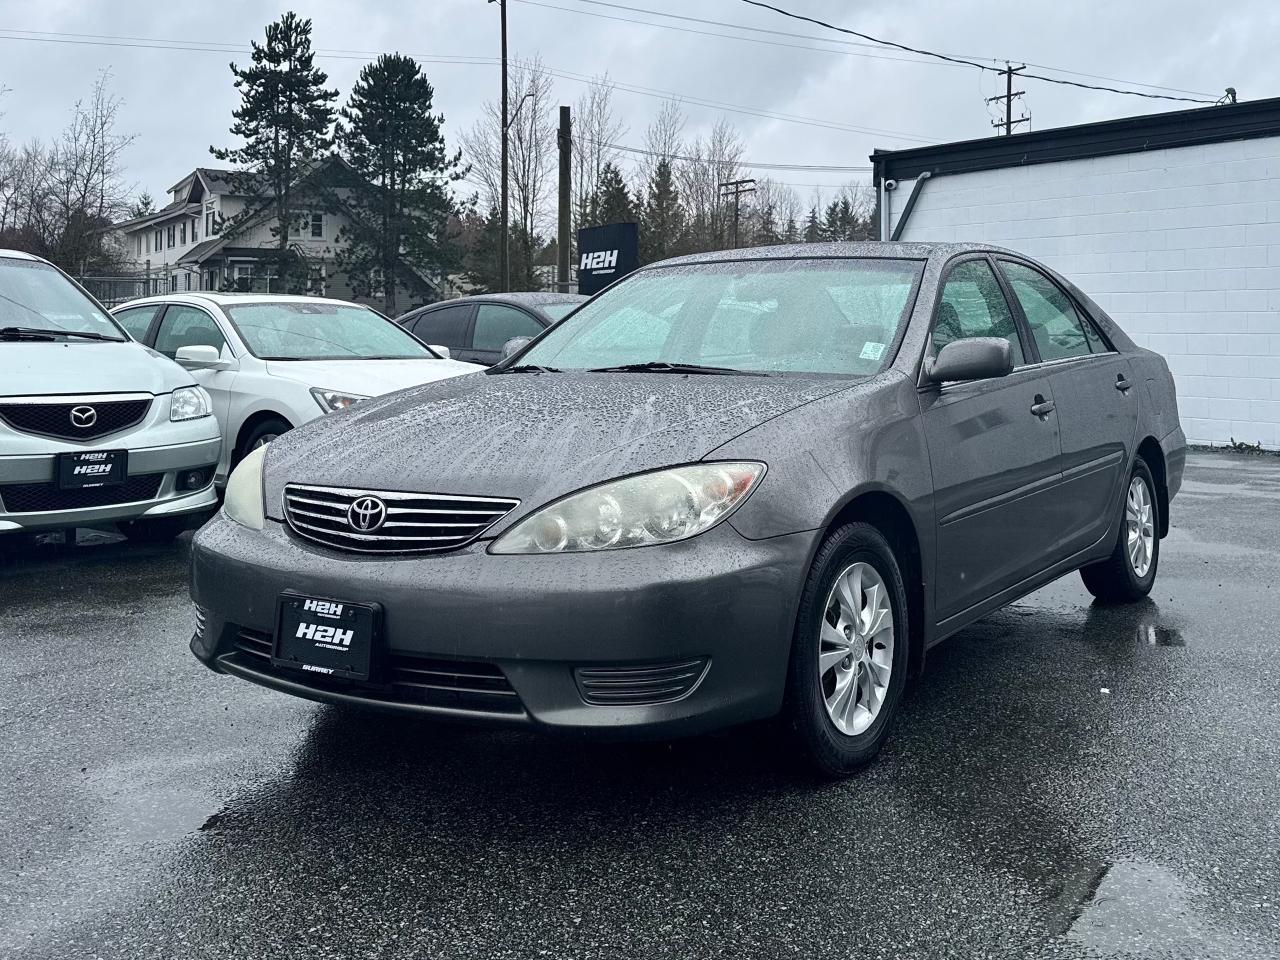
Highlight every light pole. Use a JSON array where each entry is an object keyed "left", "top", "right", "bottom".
[{"left": 489, "top": 0, "right": 509, "bottom": 292}]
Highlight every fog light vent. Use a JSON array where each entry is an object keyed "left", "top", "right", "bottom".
[
  {"left": 574, "top": 658, "right": 709, "bottom": 706},
  {"left": 178, "top": 466, "right": 215, "bottom": 492}
]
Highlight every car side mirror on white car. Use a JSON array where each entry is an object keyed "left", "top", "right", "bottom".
[
  {"left": 500, "top": 336, "right": 533, "bottom": 361},
  {"left": 926, "top": 337, "right": 1014, "bottom": 384},
  {"left": 428, "top": 344, "right": 451, "bottom": 359},
  {"left": 175, "top": 344, "right": 231, "bottom": 371}
]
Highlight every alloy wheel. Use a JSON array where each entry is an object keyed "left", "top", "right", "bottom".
[
  {"left": 819, "top": 561, "right": 895, "bottom": 736},
  {"left": 1126, "top": 475, "right": 1155, "bottom": 578}
]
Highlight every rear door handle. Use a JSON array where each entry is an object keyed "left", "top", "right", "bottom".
[
  {"left": 1115, "top": 375, "right": 1132, "bottom": 392},
  {"left": 1031, "top": 395, "right": 1055, "bottom": 418}
]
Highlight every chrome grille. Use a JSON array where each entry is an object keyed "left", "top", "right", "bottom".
[{"left": 283, "top": 483, "right": 519, "bottom": 554}]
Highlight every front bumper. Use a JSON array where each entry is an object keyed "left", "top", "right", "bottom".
[
  {"left": 0, "top": 435, "right": 222, "bottom": 533},
  {"left": 190, "top": 514, "right": 817, "bottom": 737}
]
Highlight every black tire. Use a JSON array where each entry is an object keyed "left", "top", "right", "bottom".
[
  {"left": 1080, "top": 458, "right": 1160, "bottom": 604},
  {"left": 784, "top": 522, "right": 910, "bottom": 778},
  {"left": 118, "top": 514, "right": 191, "bottom": 543},
  {"left": 235, "top": 416, "right": 291, "bottom": 466}
]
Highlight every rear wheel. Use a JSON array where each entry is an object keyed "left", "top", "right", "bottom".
[
  {"left": 118, "top": 514, "right": 190, "bottom": 543},
  {"left": 1080, "top": 459, "right": 1160, "bottom": 603},
  {"left": 784, "top": 522, "right": 909, "bottom": 778}
]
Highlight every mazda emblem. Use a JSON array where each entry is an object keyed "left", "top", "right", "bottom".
[
  {"left": 70, "top": 405, "right": 98, "bottom": 429},
  {"left": 347, "top": 496, "right": 387, "bottom": 533}
]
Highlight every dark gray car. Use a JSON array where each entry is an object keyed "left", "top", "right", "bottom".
[
  {"left": 190, "top": 242, "right": 1185, "bottom": 776},
  {"left": 397, "top": 292, "right": 586, "bottom": 365}
]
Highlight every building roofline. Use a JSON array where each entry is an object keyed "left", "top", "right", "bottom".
[{"left": 870, "top": 95, "right": 1280, "bottom": 182}]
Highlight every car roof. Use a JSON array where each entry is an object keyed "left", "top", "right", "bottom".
[
  {"left": 0, "top": 249, "right": 47, "bottom": 263},
  {"left": 651, "top": 240, "right": 1021, "bottom": 267},
  {"left": 112, "top": 292, "right": 373, "bottom": 311},
  {"left": 422, "top": 291, "right": 586, "bottom": 309}
]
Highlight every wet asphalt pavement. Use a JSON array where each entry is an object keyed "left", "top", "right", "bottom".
[{"left": 1, "top": 451, "right": 1278, "bottom": 959}]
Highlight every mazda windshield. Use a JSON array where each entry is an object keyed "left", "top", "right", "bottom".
[
  {"left": 511, "top": 258, "right": 924, "bottom": 376},
  {"left": 224, "top": 301, "right": 436, "bottom": 360},
  {"left": 0, "top": 256, "right": 125, "bottom": 341}
]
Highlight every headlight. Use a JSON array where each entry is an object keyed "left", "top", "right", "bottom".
[
  {"left": 491, "top": 462, "right": 765, "bottom": 554},
  {"left": 170, "top": 385, "right": 212, "bottom": 421},
  {"left": 223, "top": 444, "right": 267, "bottom": 530},
  {"left": 311, "top": 387, "right": 368, "bottom": 412}
]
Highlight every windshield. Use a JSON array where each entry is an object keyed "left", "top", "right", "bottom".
[
  {"left": 223, "top": 302, "right": 435, "bottom": 360},
  {"left": 516, "top": 258, "right": 923, "bottom": 376},
  {"left": 541, "top": 302, "right": 581, "bottom": 322},
  {"left": 0, "top": 257, "right": 125, "bottom": 340}
]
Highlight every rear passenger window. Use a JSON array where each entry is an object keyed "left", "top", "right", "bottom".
[
  {"left": 412, "top": 304, "right": 470, "bottom": 349},
  {"left": 114, "top": 305, "right": 160, "bottom": 341},
  {"left": 1001, "top": 261, "right": 1094, "bottom": 362},
  {"left": 932, "top": 260, "right": 1025, "bottom": 366},
  {"left": 472, "top": 304, "right": 542, "bottom": 352}
]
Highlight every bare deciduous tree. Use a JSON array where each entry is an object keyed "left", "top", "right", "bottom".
[
  {"left": 676, "top": 119, "right": 743, "bottom": 253},
  {"left": 571, "top": 75, "right": 625, "bottom": 236}
]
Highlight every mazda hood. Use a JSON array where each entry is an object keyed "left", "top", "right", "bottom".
[
  {"left": 0, "top": 340, "right": 195, "bottom": 397},
  {"left": 262, "top": 371, "right": 850, "bottom": 523}
]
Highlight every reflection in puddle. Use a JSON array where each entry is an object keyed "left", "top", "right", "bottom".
[
  {"left": 1056, "top": 859, "right": 1210, "bottom": 954},
  {"left": 1137, "top": 623, "right": 1184, "bottom": 647}
]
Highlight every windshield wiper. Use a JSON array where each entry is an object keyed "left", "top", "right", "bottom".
[
  {"left": 586, "top": 361, "right": 767, "bottom": 376},
  {"left": 0, "top": 325, "right": 120, "bottom": 342},
  {"left": 500, "top": 364, "right": 561, "bottom": 374}
]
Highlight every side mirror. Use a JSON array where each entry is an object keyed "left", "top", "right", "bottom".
[
  {"left": 175, "top": 344, "right": 229, "bottom": 370},
  {"left": 429, "top": 344, "right": 451, "bottom": 360},
  {"left": 500, "top": 336, "right": 532, "bottom": 361},
  {"left": 927, "top": 337, "right": 1014, "bottom": 384}
]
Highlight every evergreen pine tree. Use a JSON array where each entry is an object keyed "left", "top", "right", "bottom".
[
  {"left": 802, "top": 206, "right": 823, "bottom": 242},
  {"left": 590, "top": 162, "right": 636, "bottom": 227},
  {"left": 640, "top": 159, "right": 685, "bottom": 263}
]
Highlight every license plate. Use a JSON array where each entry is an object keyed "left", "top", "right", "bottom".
[
  {"left": 272, "top": 593, "right": 379, "bottom": 682},
  {"left": 57, "top": 449, "right": 127, "bottom": 489}
]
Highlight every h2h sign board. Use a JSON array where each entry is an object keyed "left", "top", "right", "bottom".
[{"left": 577, "top": 222, "right": 639, "bottom": 295}]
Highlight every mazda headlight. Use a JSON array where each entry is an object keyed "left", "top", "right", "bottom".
[
  {"left": 491, "top": 462, "right": 765, "bottom": 554},
  {"left": 311, "top": 387, "right": 367, "bottom": 413},
  {"left": 170, "top": 385, "right": 212, "bottom": 421},
  {"left": 223, "top": 444, "right": 267, "bottom": 530}
]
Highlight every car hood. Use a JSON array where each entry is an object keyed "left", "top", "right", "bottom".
[
  {"left": 263, "top": 357, "right": 480, "bottom": 396},
  {"left": 0, "top": 340, "right": 194, "bottom": 397},
  {"left": 262, "top": 371, "right": 851, "bottom": 522}
]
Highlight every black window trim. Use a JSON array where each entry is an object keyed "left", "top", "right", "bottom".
[
  {"left": 994, "top": 256, "right": 1119, "bottom": 371},
  {"left": 471, "top": 301, "right": 547, "bottom": 354},
  {"left": 915, "top": 252, "right": 1040, "bottom": 390},
  {"left": 410, "top": 301, "right": 477, "bottom": 350},
  {"left": 149, "top": 301, "right": 238, "bottom": 359}
]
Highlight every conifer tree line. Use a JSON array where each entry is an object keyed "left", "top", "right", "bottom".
[{"left": 0, "top": 11, "right": 875, "bottom": 303}]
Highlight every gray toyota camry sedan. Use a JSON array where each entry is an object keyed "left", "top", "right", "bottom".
[{"left": 190, "top": 241, "right": 1185, "bottom": 776}]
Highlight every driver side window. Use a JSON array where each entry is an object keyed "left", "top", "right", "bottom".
[{"left": 931, "top": 260, "right": 1025, "bottom": 367}]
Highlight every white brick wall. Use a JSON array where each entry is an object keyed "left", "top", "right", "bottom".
[{"left": 889, "top": 136, "right": 1280, "bottom": 448}]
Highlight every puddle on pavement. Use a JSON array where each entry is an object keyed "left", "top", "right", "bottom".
[
  {"left": 87, "top": 759, "right": 224, "bottom": 846},
  {"left": 1050, "top": 858, "right": 1236, "bottom": 955}
]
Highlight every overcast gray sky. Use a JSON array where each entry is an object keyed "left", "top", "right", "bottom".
[{"left": 0, "top": 0, "right": 1272, "bottom": 208}]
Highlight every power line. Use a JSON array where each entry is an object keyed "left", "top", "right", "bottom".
[
  {"left": 737, "top": 0, "right": 1221, "bottom": 104},
  {"left": 0, "top": 29, "right": 934, "bottom": 143},
  {"left": 576, "top": 135, "right": 871, "bottom": 172},
  {"left": 547, "top": 0, "right": 1217, "bottom": 97}
]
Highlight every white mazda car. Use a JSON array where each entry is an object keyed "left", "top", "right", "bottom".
[{"left": 112, "top": 293, "right": 478, "bottom": 486}]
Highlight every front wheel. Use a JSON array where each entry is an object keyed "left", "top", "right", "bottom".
[
  {"left": 1080, "top": 459, "right": 1160, "bottom": 604},
  {"left": 784, "top": 522, "right": 910, "bottom": 778}
]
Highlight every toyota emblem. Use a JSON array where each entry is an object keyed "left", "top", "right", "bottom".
[
  {"left": 70, "top": 405, "right": 98, "bottom": 429},
  {"left": 347, "top": 496, "right": 387, "bottom": 532}
]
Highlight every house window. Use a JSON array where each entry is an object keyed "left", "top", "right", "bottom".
[
  {"left": 310, "top": 212, "right": 324, "bottom": 239},
  {"left": 169, "top": 275, "right": 178, "bottom": 292},
  {"left": 184, "top": 272, "right": 192, "bottom": 291},
  {"left": 135, "top": 235, "right": 142, "bottom": 256},
  {"left": 145, "top": 233, "right": 150, "bottom": 255},
  {"left": 154, "top": 228, "right": 163, "bottom": 252},
  {"left": 192, "top": 218, "right": 198, "bottom": 242},
  {"left": 167, "top": 225, "right": 176, "bottom": 248},
  {"left": 205, "top": 202, "right": 218, "bottom": 237},
  {"left": 180, "top": 222, "right": 186, "bottom": 244}
]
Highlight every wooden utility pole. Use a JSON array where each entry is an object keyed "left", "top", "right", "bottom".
[
  {"left": 987, "top": 62, "right": 1029, "bottom": 136},
  {"left": 558, "top": 106, "right": 572, "bottom": 292},
  {"left": 719, "top": 178, "right": 757, "bottom": 249}
]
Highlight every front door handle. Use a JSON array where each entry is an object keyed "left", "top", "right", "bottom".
[
  {"left": 1031, "top": 395, "right": 1056, "bottom": 418},
  {"left": 1115, "top": 374, "right": 1132, "bottom": 392}
]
